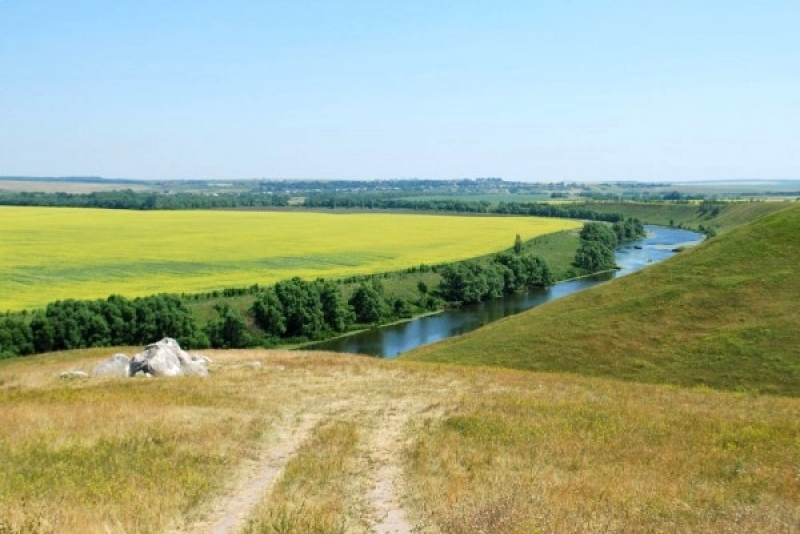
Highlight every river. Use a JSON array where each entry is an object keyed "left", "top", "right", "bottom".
[{"left": 307, "top": 226, "right": 704, "bottom": 358}]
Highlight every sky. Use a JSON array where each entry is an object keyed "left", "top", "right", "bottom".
[{"left": 1, "top": 1, "right": 798, "bottom": 182}]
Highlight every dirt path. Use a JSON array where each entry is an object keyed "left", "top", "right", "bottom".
[
  {"left": 366, "top": 401, "right": 417, "bottom": 534},
  {"left": 179, "top": 401, "right": 421, "bottom": 534},
  {"left": 177, "top": 414, "right": 318, "bottom": 534},
  {"left": 170, "top": 356, "right": 461, "bottom": 534}
]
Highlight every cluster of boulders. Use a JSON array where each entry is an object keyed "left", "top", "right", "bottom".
[
  {"left": 70, "top": 337, "right": 211, "bottom": 379},
  {"left": 97, "top": 337, "right": 210, "bottom": 377}
]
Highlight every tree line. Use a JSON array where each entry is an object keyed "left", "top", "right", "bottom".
[
  {"left": 0, "top": 242, "right": 562, "bottom": 357},
  {"left": 0, "top": 188, "right": 632, "bottom": 227},
  {"left": 0, "top": 294, "right": 204, "bottom": 358},
  {"left": 0, "top": 190, "right": 290, "bottom": 210},
  {"left": 303, "top": 194, "right": 626, "bottom": 222},
  {"left": 438, "top": 251, "right": 553, "bottom": 305}
]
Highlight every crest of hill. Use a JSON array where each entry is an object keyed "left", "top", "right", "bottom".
[{"left": 404, "top": 203, "right": 800, "bottom": 396}]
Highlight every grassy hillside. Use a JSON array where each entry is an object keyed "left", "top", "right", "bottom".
[
  {"left": 578, "top": 199, "right": 792, "bottom": 233},
  {"left": 0, "top": 207, "right": 579, "bottom": 311},
  {"left": 406, "top": 203, "right": 800, "bottom": 396},
  {"left": 1, "top": 349, "right": 797, "bottom": 533}
]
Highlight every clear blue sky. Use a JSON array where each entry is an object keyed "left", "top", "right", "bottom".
[{"left": 1, "top": 1, "right": 798, "bottom": 181}]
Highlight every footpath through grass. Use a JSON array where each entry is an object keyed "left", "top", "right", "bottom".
[{"left": 406, "top": 203, "right": 800, "bottom": 396}]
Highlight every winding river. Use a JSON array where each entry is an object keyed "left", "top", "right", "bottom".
[{"left": 307, "top": 226, "right": 704, "bottom": 358}]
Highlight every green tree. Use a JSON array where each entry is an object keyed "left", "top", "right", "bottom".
[
  {"left": 392, "top": 298, "right": 412, "bottom": 319},
  {"left": 274, "top": 278, "right": 326, "bottom": 339},
  {"left": 522, "top": 255, "right": 554, "bottom": 287},
  {"left": 612, "top": 218, "right": 646, "bottom": 242},
  {"left": 205, "top": 304, "right": 252, "bottom": 349},
  {"left": 438, "top": 262, "right": 505, "bottom": 304},
  {"left": 417, "top": 280, "right": 428, "bottom": 295},
  {"left": 574, "top": 222, "right": 620, "bottom": 273},
  {"left": 349, "top": 284, "right": 385, "bottom": 324},
  {"left": 0, "top": 316, "right": 34, "bottom": 358},
  {"left": 317, "top": 280, "right": 352, "bottom": 333},
  {"left": 250, "top": 288, "right": 286, "bottom": 337},
  {"left": 574, "top": 241, "right": 616, "bottom": 272},
  {"left": 580, "top": 222, "right": 618, "bottom": 248}
]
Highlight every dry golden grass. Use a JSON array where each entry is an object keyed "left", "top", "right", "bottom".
[
  {"left": 1, "top": 350, "right": 798, "bottom": 533},
  {"left": 406, "top": 370, "right": 800, "bottom": 533},
  {"left": 0, "top": 349, "right": 275, "bottom": 533}
]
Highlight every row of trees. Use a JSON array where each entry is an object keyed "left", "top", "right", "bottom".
[
  {"left": 438, "top": 252, "right": 554, "bottom": 305},
  {"left": 0, "top": 228, "right": 581, "bottom": 357},
  {"left": 201, "top": 277, "right": 420, "bottom": 349},
  {"left": 0, "top": 295, "right": 204, "bottom": 358},
  {"left": 0, "top": 190, "right": 290, "bottom": 210},
  {"left": 303, "top": 195, "right": 627, "bottom": 222},
  {"left": 0, "top": 251, "right": 556, "bottom": 356},
  {"left": 0, "top": 277, "right": 411, "bottom": 356}
]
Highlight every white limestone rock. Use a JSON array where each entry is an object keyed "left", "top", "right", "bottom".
[
  {"left": 129, "top": 338, "right": 209, "bottom": 377},
  {"left": 92, "top": 353, "right": 131, "bottom": 378}
]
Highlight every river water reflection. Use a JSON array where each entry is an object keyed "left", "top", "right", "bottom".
[{"left": 307, "top": 226, "right": 703, "bottom": 358}]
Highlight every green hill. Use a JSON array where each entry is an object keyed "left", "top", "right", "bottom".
[
  {"left": 405, "top": 203, "right": 800, "bottom": 396},
  {"left": 577, "top": 199, "right": 792, "bottom": 234}
]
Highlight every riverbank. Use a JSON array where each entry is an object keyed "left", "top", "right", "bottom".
[{"left": 307, "top": 226, "right": 704, "bottom": 357}]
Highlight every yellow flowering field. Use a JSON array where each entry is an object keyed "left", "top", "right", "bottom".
[{"left": 0, "top": 206, "right": 580, "bottom": 311}]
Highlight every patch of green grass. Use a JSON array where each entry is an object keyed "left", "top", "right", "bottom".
[{"left": 405, "top": 203, "right": 800, "bottom": 396}]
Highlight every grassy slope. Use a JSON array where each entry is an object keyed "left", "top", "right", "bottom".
[
  {"left": 578, "top": 200, "right": 792, "bottom": 233},
  {"left": 405, "top": 203, "right": 800, "bottom": 396}
]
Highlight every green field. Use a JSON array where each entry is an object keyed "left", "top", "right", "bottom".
[
  {"left": 406, "top": 203, "right": 800, "bottom": 396},
  {"left": 0, "top": 207, "right": 580, "bottom": 311}
]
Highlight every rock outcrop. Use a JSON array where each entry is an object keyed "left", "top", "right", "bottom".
[{"left": 92, "top": 338, "right": 210, "bottom": 378}]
